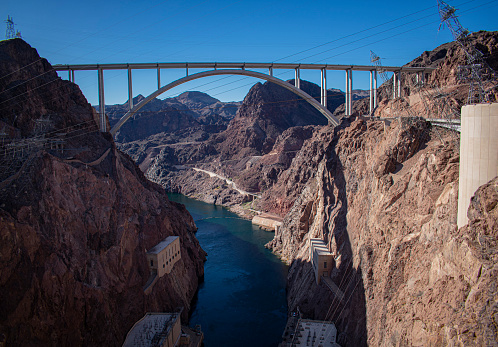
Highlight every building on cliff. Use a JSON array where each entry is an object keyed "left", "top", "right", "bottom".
[
  {"left": 280, "top": 319, "right": 341, "bottom": 347},
  {"left": 310, "top": 238, "right": 334, "bottom": 285},
  {"left": 147, "top": 236, "right": 181, "bottom": 277},
  {"left": 122, "top": 311, "right": 203, "bottom": 347}
]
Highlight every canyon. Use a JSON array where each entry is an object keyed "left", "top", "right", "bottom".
[
  {"left": 0, "top": 28, "right": 496, "bottom": 346},
  {"left": 114, "top": 31, "right": 498, "bottom": 346}
]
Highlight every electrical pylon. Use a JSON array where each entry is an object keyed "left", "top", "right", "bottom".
[{"left": 437, "top": 0, "right": 495, "bottom": 104}]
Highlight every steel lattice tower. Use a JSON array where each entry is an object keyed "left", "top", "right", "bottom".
[
  {"left": 5, "top": 16, "right": 15, "bottom": 39},
  {"left": 437, "top": 0, "right": 493, "bottom": 104}
]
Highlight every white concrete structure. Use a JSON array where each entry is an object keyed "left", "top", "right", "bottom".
[
  {"left": 252, "top": 213, "right": 283, "bottom": 231},
  {"left": 122, "top": 312, "right": 181, "bottom": 347},
  {"left": 292, "top": 319, "right": 341, "bottom": 347},
  {"left": 147, "top": 236, "right": 181, "bottom": 278},
  {"left": 310, "top": 238, "right": 334, "bottom": 285},
  {"left": 457, "top": 103, "right": 498, "bottom": 228}
]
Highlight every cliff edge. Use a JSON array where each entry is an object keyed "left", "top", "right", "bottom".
[
  {"left": 0, "top": 39, "right": 205, "bottom": 346},
  {"left": 266, "top": 116, "right": 497, "bottom": 346}
]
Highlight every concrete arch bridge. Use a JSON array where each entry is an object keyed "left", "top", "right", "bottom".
[{"left": 53, "top": 62, "right": 435, "bottom": 135}]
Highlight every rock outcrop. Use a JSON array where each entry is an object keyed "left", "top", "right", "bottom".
[
  {"left": 0, "top": 39, "right": 205, "bottom": 346},
  {"left": 266, "top": 116, "right": 497, "bottom": 346}
]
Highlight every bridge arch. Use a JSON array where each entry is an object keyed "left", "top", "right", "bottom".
[{"left": 109, "top": 69, "right": 340, "bottom": 136}]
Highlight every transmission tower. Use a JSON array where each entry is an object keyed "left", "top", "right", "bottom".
[
  {"left": 437, "top": 0, "right": 494, "bottom": 104},
  {"left": 5, "top": 16, "right": 16, "bottom": 39},
  {"left": 370, "top": 51, "right": 391, "bottom": 87},
  {"left": 370, "top": 50, "right": 415, "bottom": 118}
]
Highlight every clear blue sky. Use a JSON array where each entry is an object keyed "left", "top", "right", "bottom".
[{"left": 2, "top": 0, "right": 497, "bottom": 105}]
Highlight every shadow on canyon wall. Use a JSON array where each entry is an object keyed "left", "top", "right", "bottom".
[{"left": 287, "top": 118, "right": 368, "bottom": 346}]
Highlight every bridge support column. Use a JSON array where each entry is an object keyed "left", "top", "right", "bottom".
[
  {"left": 321, "top": 68, "right": 327, "bottom": 108},
  {"left": 397, "top": 71, "right": 401, "bottom": 98},
  {"left": 98, "top": 68, "right": 106, "bottom": 132},
  {"left": 392, "top": 71, "right": 397, "bottom": 99},
  {"left": 370, "top": 70, "right": 374, "bottom": 115},
  {"left": 349, "top": 69, "right": 353, "bottom": 115},
  {"left": 345, "top": 70, "right": 349, "bottom": 115},
  {"left": 157, "top": 66, "right": 161, "bottom": 89},
  {"left": 269, "top": 66, "right": 273, "bottom": 77},
  {"left": 374, "top": 70, "right": 377, "bottom": 110},
  {"left": 68, "top": 70, "right": 74, "bottom": 83},
  {"left": 345, "top": 69, "right": 352, "bottom": 116},
  {"left": 392, "top": 71, "right": 401, "bottom": 99},
  {"left": 128, "top": 66, "right": 133, "bottom": 110},
  {"left": 295, "top": 67, "right": 300, "bottom": 89}
]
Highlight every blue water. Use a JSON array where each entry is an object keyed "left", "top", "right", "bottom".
[{"left": 167, "top": 193, "right": 289, "bottom": 347}]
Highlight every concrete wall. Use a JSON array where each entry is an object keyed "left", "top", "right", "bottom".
[
  {"left": 457, "top": 103, "right": 498, "bottom": 228},
  {"left": 252, "top": 215, "right": 282, "bottom": 231},
  {"left": 162, "top": 316, "right": 181, "bottom": 347}
]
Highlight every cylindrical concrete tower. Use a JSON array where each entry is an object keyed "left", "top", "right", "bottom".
[{"left": 457, "top": 103, "right": 498, "bottom": 228}]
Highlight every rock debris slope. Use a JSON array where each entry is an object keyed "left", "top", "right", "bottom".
[{"left": 0, "top": 39, "right": 205, "bottom": 346}]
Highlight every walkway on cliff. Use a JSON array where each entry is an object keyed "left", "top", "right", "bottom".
[{"left": 192, "top": 167, "right": 261, "bottom": 198}]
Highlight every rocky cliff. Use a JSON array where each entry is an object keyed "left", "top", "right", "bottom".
[
  {"left": 261, "top": 30, "right": 498, "bottom": 346},
  {"left": 342, "top": 31, "right": 498, "bottom": 118},
  {"left": 126, "top": 79, "right": 346, "bottom": 207},
  {"left": 0, "top": 39, "right": 205, "bottom": 346},
  {"left": 213, "top": 79, "right": 342, "bottom": 159},
  {"left": 266, "top": 116, "right": 497, "bottom": 345}
]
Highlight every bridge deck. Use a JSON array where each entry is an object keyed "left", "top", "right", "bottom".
[{"left": 53, "top": 62, "right": 435, "bottom": 73}]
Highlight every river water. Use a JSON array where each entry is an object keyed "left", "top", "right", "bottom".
[{"left": 167, "top": 193, "right": 289, "bottom": 347}]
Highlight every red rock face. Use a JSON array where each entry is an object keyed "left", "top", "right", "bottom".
[
  {"left": 0, "top": 39, "right": 205, "bottom": 345},
  {"left": 262, "top": 31, "right": 498, "bottom": 346},
  {"left": 266, "top": 116, "right": 497, "bottom": 346}
]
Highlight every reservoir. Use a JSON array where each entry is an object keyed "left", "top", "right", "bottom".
[{"left": 167, "top": 193, "right": 289, "bottom": 347}]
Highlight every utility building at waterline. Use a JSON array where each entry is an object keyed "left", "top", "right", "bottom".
[{"left": 147, "top": 236, "right": 181, "bottom": 278}]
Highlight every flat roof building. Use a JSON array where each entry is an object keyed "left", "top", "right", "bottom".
[
  {"left": 310, "top": 238, "right": 334, "bottom": 285},
  {"left": 295, "top": 320, "right": 341, "bottom": 347},
  {"left": 147, "top": 236, "right": 181, "bottom": 278},
  {"left": 123, "top": 312, "right": 203, "bottom": 347},
  {"left": 123, "top": 312, "right": 181, "bottom": 347},
  {"left": 280, "top": 319, "right": 341, "bottom": 347}
]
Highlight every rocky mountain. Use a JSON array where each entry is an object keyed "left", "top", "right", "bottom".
[
  {"left": 105, "top": 91, "right": 240, "bottom": 143},
  {"left": 329, "top": 88, "right": 369, "bottom": 101},
  {"left": 0, "top": 39, "right": 205, "bottom": 345},
  {"left": 265, "top": 116, "right": 497, "bottom": 345},
  {"left": 116, "top": 78, "right": 348, "bottom": 206},
  {"left": 257, "top": 30, "right": 498, "bottom": 346},
  {"left": 135, "top": 79, "right": 352, "bottom": 208},
  {"left": 212, "top": 79, "right": 343, "bottom": 160}
]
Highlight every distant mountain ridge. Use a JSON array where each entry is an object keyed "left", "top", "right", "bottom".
[{"left": 104, "top": 91, "right": 241, "bottom": 142}]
